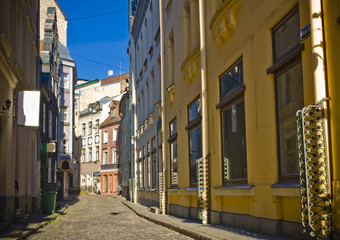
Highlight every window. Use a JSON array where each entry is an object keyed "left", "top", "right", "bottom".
[
  {"left": 186, "top": 97, "right": 202, "bottom": 187},
  {"left": 82, "top": 123, "right": 86, "bottom": 136},
  {"left": 95, "top": 119, "right": 99, "bottom": 133},
  {"left": 112, "top": 149, "right": 118, "bottom": 164},
  {"left": 81, "top": 149, "right": 85, "bottom": 163},
  {"left": 60, "top": 139, "right": 68, "bottom": 154},
  {"left": 103, "top": 151, "right": 108, "bottom": 165},
  {"left": 88, "top": 147, "right": 92, "bottom": 162},
  {"left": 48, "top": 110, "right": 52, "bottom": 139},
  {"left": 113, "top": 128, "right": 117, "bottom": 142},
  {"left": 151, "top": 137, "right": 157, "bottom": 188},
  {"left": 269, "top": 6, "right": 303, "bottom": 177},
  {"left": 60, "top": 72, "right": 69, "bottom": 88},
  {"left": 169, "top": 119, "right": 178, "bottom": 187},
  {"left": 88, "top": 121, "right": 92, "bottom": 135},
  {"left": 218, "top": 58, "right": 247, "bottom": 182},
  {"left": 96, "top": 146, "right": 99, "bottom": 161},
  {"left": 111, "top": 108, "right": 116, "bottom": 118},
  {"left": 48, "top": 157, "right": 52, "bottom": 183},
  {"left": 103, "top": 131, "right": 108, "bottom": 143},
  {"left": 147, "top": 142, "right": 151, "bottom": 188},
  {"left": 60, "top": 106, "right": 68, "bottom": 122},
  {"left": 43, "top": 103, "right": 46, "bottom": 133}
]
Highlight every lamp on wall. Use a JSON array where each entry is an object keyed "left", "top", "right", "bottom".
[{"left": 2, "top": 99, "right": 11, "bottom": 111}]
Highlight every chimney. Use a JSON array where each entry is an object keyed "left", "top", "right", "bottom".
[{"left": 108, "top": 70, "right": 113, "bottom": 76}]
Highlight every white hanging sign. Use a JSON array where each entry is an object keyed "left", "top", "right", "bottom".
[{"left": 17, "top": 91, "right": 41, "bottom": 127}]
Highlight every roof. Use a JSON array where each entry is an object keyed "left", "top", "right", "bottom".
[
  {"left": 101, "top": 73, "right": 129, "bottom": 85},
  {"left": 100, "top": 115, "right": 121, "bottom": 128},
  {"left": 59, "top": 41, "right": 74, "bottom": 62},
  {"left": 79, "top": 96, "right": 114, "bottom": 117}
]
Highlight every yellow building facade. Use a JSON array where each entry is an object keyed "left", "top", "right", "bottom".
[{"left": 157, "top": 0, "right": 340, "bottom": 238}]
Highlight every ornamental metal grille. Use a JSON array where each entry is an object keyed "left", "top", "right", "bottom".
[
  {"left": 159, "top": 172, "right": 166, "bottom": 214},
  {"left": 197, "top": 157, "right": 209, "bottom": 222},
  {"left": 297, "top": 105, "right": 331, "bottom": 239}
]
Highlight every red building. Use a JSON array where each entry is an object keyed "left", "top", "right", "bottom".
[{"left": 99, "top": 99, "right": 121, "bottom": 194}]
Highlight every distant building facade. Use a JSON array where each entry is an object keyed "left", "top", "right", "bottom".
[
  {"left": 99, "top": 99, "right": 121, "bottom": 194},
  {"left": 119, "top": 92, "right": 131, "bottom": 199},
  {"left": 128, "top": 0, "right": 161, "bottom": 206}
]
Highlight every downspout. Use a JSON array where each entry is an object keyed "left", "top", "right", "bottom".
[
  {"left": 199, "top": 0, "right": 209, "bottom": 225},
  {"left": 133, "top": 43, "right": 138, "bottom": 203},
  {"left": 309, "top": 0, "right": 327, "bottom": 104},
  {"left": 309, "top": 0, "right": 332, "bottom": 234},
  {"left": 159, "top": 0, "right": 167, "bottom": 215}
]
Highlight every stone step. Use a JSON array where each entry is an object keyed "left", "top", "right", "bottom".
[
  {"left": 14, "top": 214, "right": 28, "bottom": 224},
  {"left": 149, "top": 206, "right": 160, "bottom": 214}
]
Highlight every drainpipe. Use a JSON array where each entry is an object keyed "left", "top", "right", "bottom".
[
  {"left": 199, "top": 0, "right": 209, "bottom": 225},
  {"left": 309, "top": 0, "right": 327, "bottom": 104},
  {"left": 159, "top": 0, "right": 167, "bottom": 215},
  {"left": 133, "top": 43, "right": 138, "bottom": 203}
]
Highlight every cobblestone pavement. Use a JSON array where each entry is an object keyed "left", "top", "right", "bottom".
[{"left": 27, "top": 194, "right": 192, "bottom": 240}]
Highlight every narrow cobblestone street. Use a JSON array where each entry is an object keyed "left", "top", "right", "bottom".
[{"left": 27, "top": 194, "right": 192, "bottom": 240}]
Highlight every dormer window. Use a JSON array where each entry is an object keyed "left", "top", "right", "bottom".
[
  {"left": 111, "top": 107, "right": 116, "bottom": 118},
  {"left": 89, "top": 105, "right": 92, "bottom": 112},
  {"left": 96, "top": 103, "right": 100, "bottom": 110}
]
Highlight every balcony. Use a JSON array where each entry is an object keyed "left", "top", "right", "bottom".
[
  {"left": 181, "top": 47, "right": 200, "bottom": 83},
  {"left": 210, "top": 0, "right": 243, "bottom": 46},
  {"left": 101, "top": 164, "right": 119, "bottom": 170}
]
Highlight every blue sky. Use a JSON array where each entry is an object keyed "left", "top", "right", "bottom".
[{"left": 57, "top": 0, "right": 129, "bottom": 81}]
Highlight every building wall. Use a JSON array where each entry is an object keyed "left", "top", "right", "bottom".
[
  {"left": 159, "top": 0, "right": 313, "bottom": 238},
  {"left": 40, "top": 0, "right": 68, "bottom": 46},
  {"left": 129, "top": 0, "right": 161, "bottom": 207},
  {"left": 0, "top": 0, "right": 40, "bottom": 222}
]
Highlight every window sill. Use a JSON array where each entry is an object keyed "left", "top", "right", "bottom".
[
  {"left": 271, "top": 182, "right": 300, "bottom": 197},
  {"left": 214, "top": 185, "right": 254, "bottom": 196},
  {"left": 167, "top": 188, "right": 180, "bottom": 195},
  {"left": 184, "top": 187, "right": 197, "bottom": 195}
]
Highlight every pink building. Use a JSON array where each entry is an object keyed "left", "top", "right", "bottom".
[{"left": 99, "top": 100, "right": 121, "bottom": 194}]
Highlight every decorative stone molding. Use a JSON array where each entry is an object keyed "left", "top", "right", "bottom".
[
  {"left": 149, "top": 112, "right": 154, "bottom": 126},
  {"left": 32, "top": 41, "right": 38, "bottom": 57},
  {"left": 210, "top": 0, "right": 243, "bottom": 46},
  {"left": 136, "top": 129, "right": 140, "bottom": 139},
  {"left": 166, "top": 84, "right": 175, "bottom": 104},
  {"left": 26, "top": 15, "right": 33, "bottom": 34},
  {"left": 144, "top": 118, "right": 148, "bottom": 131},
  {"left": 1, "top": 34, "right": 12, "bottom": 58},
  {"left": 15, "top": 64, "right": 23, "bottom": 82},
  {"left": 140, "top": 124, "right": 144, "bottom": 135},
  {"left": 155, "top": 102, "right": 161, "bottom": 117},
  {"left": 181, "top": 47, "right": 200, "bottom": 83}
]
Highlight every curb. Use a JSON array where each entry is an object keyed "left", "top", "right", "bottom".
[
  {"left": 120, "top": 199, "right": 216, "bottom": 240},
  {"left": 3, "top": 198, "right": 76, "bottom": 240}
]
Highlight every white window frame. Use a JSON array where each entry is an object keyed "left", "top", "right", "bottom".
[
  {"left": 60, "top": 139, "right": 68, "bottom": 154},
  {"left": 88, "top": 147, "right": 92, "bottom": 162},
  {"left": 103, "top": 130, "right": 108, "bottom": 143},
  {"left": 103, "top": 151, "right": 108, "bottom": 165},
  {"left": 60, "top": 72, "right": 69, "bottom": 89},
  {"left": 60, "top": 106, "right": 68, "bottom": 123},
  {"left": 113, "top": 128, "right": 117, "bottom": 142},
  {"left": 112, "top": 149, "right": 118, "bottom": 164}
]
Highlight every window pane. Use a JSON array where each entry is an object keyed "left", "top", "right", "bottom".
[
  {"left": 222, "top": 100, "right": 247, "bottom": 180},
  {"left": 170, "top": 119, "right": 177, "bottom": 136},
  {"left": 170, "top": 140, "right": 178, "bottom": 187},
  {"left": 188, "top": 98, "right": 200, "bottom": 122},
  {"left": 276, "top": 63, "right": 303, "bottom": 175},
  {"left": 273, "top": 10, "right": 299, "bottom": 60},
  {"left": 220, "top": 59, "right": 243, "bottom": 99},
  {"left": 189, "top": 126, "right": 202, "bottom": 186}
]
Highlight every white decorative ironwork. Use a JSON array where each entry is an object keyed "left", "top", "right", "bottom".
[
  {"left": 159, "top": 172, "right": 166, "bottom": 214},
  {"left": 297, "top": 104, "right": 331, "bottom": 239},
  {"left": 197, "top": 157, "right": 209, "bottom": 223}
]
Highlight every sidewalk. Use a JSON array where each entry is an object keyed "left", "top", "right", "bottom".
[
  {"left": 116, "top": 195, "right": 292, "bottom": 240},
  {"left": 0, "top": 196, "right": 77, "bottom": 240}
]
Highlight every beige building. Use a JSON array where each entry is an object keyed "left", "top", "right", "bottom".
[
  {"left": 75, "top": 74, "right": 129, "bottom": 192},
  {"left": 0, "top": 0, "right": 40, "bottom": 222}
]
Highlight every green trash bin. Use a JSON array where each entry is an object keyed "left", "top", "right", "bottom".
[{"left": 42, "top": 191, "right": 57, "bottom": 214}]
